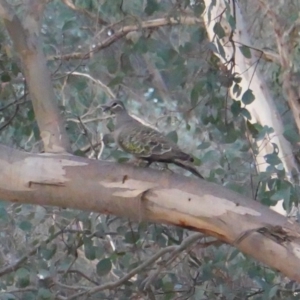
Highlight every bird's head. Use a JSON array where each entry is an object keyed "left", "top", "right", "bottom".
[{"left": 102, "top": 100, "right": 126, "bottom": 114}]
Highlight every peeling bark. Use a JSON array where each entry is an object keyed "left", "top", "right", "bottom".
[{"left": 0, "top": 144, "right": 300, "bottom": 282}]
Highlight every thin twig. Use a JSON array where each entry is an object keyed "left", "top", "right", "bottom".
[
  {"left": 66, "top": 233, "right": 202, "bottom": 299},
  {"left": 0, "top": 230, "right": 63, "bottom": 277},
  {"left": 62, "top": 0, "right": 108, "bottom": 25},
  {"left": 49, "top": 16, "right": 203, "bottom": 61}
]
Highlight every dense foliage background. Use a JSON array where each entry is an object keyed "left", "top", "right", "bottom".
[{"left": 0, "top": 0, "right": 300, "bottom": 299}]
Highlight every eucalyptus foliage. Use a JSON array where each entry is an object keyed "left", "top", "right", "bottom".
[{"left": 0, "top": 1, "right": 299, "bottom": 299}]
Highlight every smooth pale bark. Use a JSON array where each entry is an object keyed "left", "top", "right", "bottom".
[
  {"left": 256, "top": 1, "right": 300, "bottom": 139},
  {"left": 203, "top": 0, "right": 298, "bottom": 215},
  {"left": 0, "top": 0, "right": 71, "bottom": 153},
  {"left": 1, "top": 144, "right": 300, "bottom": 282}
]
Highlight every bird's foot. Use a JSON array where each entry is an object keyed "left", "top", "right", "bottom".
[
  {"left": 127, "top": 157, "right": 147, "bottom": 167},
  {"left": 161, "top": 163, "right": 174, "bottom": 173},
  {"left": 148, "top": 162, "right": 174, "bottom": 173}
]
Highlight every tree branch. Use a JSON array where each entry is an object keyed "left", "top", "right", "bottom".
[
  {"left": 0, "top": 144, "right": 300, "bottom": 283},
  {"left": 68, "top": 234, "right": 202, "bottom": 298},
  {"left": 61, "top": 0, "right": 108, "bottom": 25},
  {"left": 0, "top": 0, "right": 71, "bottom": 153},
  {"left": 49, "top": 16, "right": 203, "bottom": 61},
  {"left": 257, "top": 0, "right": 300, "bottom": 135},
  {"left": 0, "top": 229, "right": 63, "bottom": 277}
]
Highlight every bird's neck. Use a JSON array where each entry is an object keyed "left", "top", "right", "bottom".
[{"left": 114, "top": 111, "right": 132, "bottom": 129}]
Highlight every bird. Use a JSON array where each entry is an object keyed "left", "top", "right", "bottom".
[{"left": 102, "top": 100, "right": 204, "bottom": 179}]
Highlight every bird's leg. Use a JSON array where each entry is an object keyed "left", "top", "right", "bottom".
[
  {"left": 145, "top": 161, "right": 152, "bottom": 167},
  {"left": 161, "top": 163, "right": 174, "bottom": 173},
  {"left": 148, "top": 161, "right": 174, "bottom": 173},
  {"left": 128, "top": 158, "right": 153, "bottom": 168},
  {"left": 127, "top": 157, "right": 144, "bottom": 166}
]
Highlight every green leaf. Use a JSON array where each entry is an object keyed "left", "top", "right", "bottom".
[
  {"left": 241, "top": 89, "right": 255, "bottom": 105},
  {"left": 119, "top": 253, "right": 132, "bottom": 269},
  {"left": 84, "top": 237, "right": 96, "bottom": 260},
  {"left": 124, "top": 230, "right": 140, "bottom": 244},
  {"left": 48, "top": 225, "right": 55, "bottom": 236},
  {"left": 40, "top": 244, "right": 57, "bottom": 260},
  {"left": 27, "top": 109, "right": 35, "bottom": 121},
  {"left": 226, "top": 182, "right": 247, "bottom": 195},
  {"left": 232, "top": 83, "right": 242, "bottom": 97},
  {"left": 270, "top": 187, "right": 290, "bottom": 202},
  {"left": 37, "top": 288, "right": 53, "bottom": 300},
  {"left": 213, "top": 22, "right": 225, "bottom": 39},
  {"left": 110, "top": 149, "right": 129, "bottom": 162},
  {"left": 0, "top": 294, "right": 17, "bottom": 300},
  {"left": 95, "top": 223, "right": 105, "bottom": 237},
  {"left": 192, "top": 156, "right": 201, "bottom": 166},
  {"left": 0, "top": 206, "right": 8, "bottom": 221},
  {"left": 95, "top": 244, "right": 105, "bottom": 259},
  {"left": 18, "top": 220, "right": 32, "bottom": 232},
  {"left": 233, "top": 76, "right": 242, "bottom": 83},
  {"left": 38, "top": 269, "right": 51, "bottom": 280},
  {"left": 230, "top": 100, "right": 241, "bottom": 116},
  {"left": 207, "top": 42, "right": 218, "bottom": 53},
  {"left": 108, "top": 75, "right": 123, "bottom": 87},
  {"left": 166, "top": 130, "right": 178, "bottom": 143},
  {"left": 214, "top": 168, "right": 225, "bottom": 176},
  {"left": 239, "top": 46, "right": 252, "bottom": 58},
  {"left": 216, "top": 38, "right": 225, "bottom": 59},
  {"left": 255, "top": 125, "right": 274, "bottom": 141},
  {"left": 194, "top": 2, "right": 205, "bottom": 15},
  {"left": 120, "top": 54, "right": 134, "bottom": 73},
  {"left": 117, "top": 225, "right": 127, "bottom": 235},
  {"left": 201, "top": 150, "right": 220, "bottom": 163},
  {"left": 283, "top": 127, "right": 300, "bottom": 144},
  {"left": 62, "top": 19, "right": 77, "bottom": 31},
  {"left": 145, "top": 0, "right": 159, "bottom": 15},
  {"left": 73, "top": 149, "right": 86, "bottom": 157},
  {"left": 11, "top": 62, "right": 20, "bottom": 76},
  {"left": 264, "top": 153, "right": 282, "bottom": 166},
  {"left": 268, "top": 285, "right": 279, "bottom": 299},
  {"left": 240, "top": 108, "right": 251, "bottom": 120},
  {"left": 190, "top": 82, "right": 204, "bottom": 107},
  {"left": 227, "top": 15, "right": 236, "bottom": 30},
  {"left": 105, "top": 119, "right": 115, "bottom": 133},
  {"left": 197, "top": 141, "right": 211, "bottom": 150},
  {"left": 246, "top": 121, "right": 259, "bottom": 137},
  {"left": 1, "top": 72, "right": 11, "bottom": 82},
  {"left": 132, "top": 36, "right": 148, "bottom": 54},
  {"left": 96, "top": 258, "right": 112, "bottom": 276},
  {"left": 162, "top": 281, "right": 174, "bottom": 296},
  {"left": 105, "top": 57, "right": 118, "bottom": 74},
  {"left": 16, "top": 268, "right": 30, "bottom": 288},
  {"left": 75, "top": 79, "right": 88, "bottom": 91},
  {"left": 190, "top": 87, "right": 199, "bottom": 107}
]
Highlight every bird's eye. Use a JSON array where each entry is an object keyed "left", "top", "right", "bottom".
[{"left": 112, "top": 103, "right": 118, "bottom": 107}]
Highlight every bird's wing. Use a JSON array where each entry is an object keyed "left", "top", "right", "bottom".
[{"left": 117, "top": 125, "right": 177, "bottom": 158}]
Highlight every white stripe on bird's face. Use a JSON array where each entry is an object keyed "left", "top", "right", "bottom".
[
  {"left": 102, "top": 101, "right": 126, "bottom": 114},
  {"left": 110, "top": 102, "right": 125, "bottom": 113}
]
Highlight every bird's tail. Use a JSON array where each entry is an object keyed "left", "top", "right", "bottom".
[{"left": 173, "top": 160, "right": 204, "bottom": 179}]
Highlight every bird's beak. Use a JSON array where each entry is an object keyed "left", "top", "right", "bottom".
[{"left": 101, "top": 105, "right": 111, "bottom": 112}]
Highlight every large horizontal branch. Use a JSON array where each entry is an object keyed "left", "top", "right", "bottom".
[
  {"left": 0, "top": 0, "right": 71, "bottom": 153},
  {"left": 0, "top": 144, "right": 300, "bottom": 282},
  {"left": 49, "top": 16, "right": 203, "bottom": 61}
]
